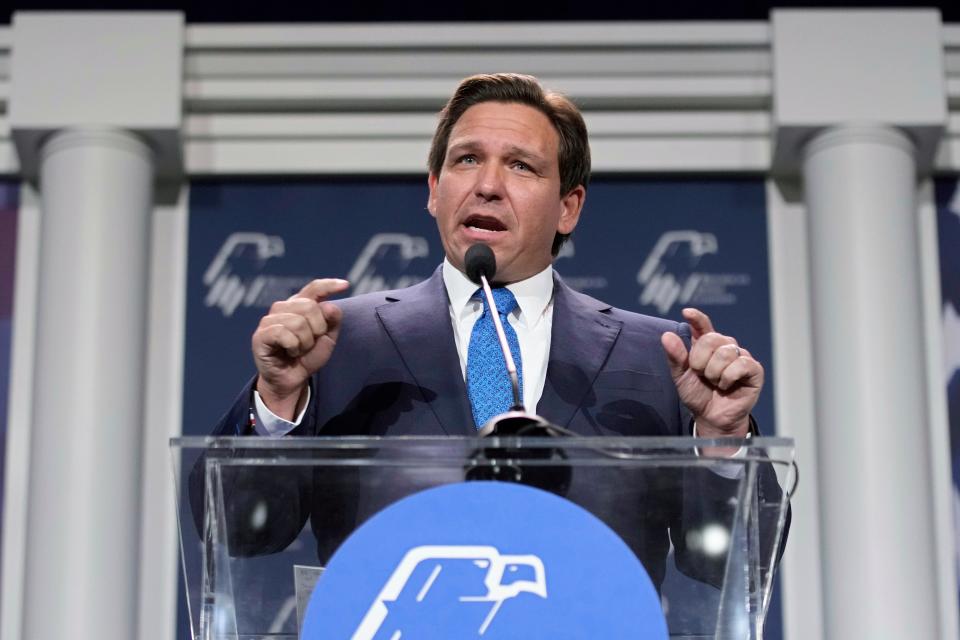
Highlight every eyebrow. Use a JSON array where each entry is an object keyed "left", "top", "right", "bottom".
[
  {"left": 445, "top": 141, "right": 479, "bottom": 157},
  {"left": 447, "top": 141, "right": 547, "bottom": 163},
  {"left": 505, "top": 145, "right": 545, "bottom": 162}
]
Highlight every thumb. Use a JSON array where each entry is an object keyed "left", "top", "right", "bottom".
[{"left": 661, "top": 332, "right": 689, "bottom": 380}]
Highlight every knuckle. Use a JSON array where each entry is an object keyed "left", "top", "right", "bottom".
[
  {"left": 282, "top": 297, "right": 307, "bottom": 311},
  {"left": 314, "top": 318, "right": 329, "bottom": 337},
  {"left": 290, "top": 314, "right": 308, "bottom": 331},
  {"left": 257, "top": 323, "right": 278, "bottom": 339},
  {"left": 703, "top": 333, "right": 724, "bottom": 347},
  {"left": 307, "top": 307, "right": 327, "bottom": 329}
]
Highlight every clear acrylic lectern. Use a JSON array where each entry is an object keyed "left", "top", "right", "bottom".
[{"left": 172, "top": 436, "right": 794, "bottom": 639}]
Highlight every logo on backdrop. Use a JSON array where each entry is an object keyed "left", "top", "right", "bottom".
[
  {"left": 203, "top": 232, "right": 433, "bottom": 317},
  {"left": 637, "top": 230, "right": 750, "bottom": 314},
  {"left": 346, "top": 233, "right": 431, "bottom": 295},
  {"left": 203, "top": 232, "right": 310, "bottom": 317},
  {"left": 300, "top": 482, "right": 667, "bottom": 639}
]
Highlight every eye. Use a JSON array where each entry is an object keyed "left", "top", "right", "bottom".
[
  {"left": 456, "top": 154, "right": 478, "bottom": 165},
  {"left": 511, "top": 160, "right": 531, "bottom": 171}
]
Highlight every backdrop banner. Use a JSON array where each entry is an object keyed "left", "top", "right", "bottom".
[{"left": 181, "top": 177, "right": 777, "bottom": 637}]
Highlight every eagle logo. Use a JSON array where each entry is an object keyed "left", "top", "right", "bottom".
[
  {"left": 636, "top": 230, "right": 719, "bottom": 314},
  {"left": 352, "top": 545, "right": 547, "bottom": 639}
]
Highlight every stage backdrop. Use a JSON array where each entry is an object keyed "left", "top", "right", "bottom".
[
  {"left": 181, "top": 177, "right": 780, "bottom": 638},
  {"left": 0, "top": 183, "right": 19, "bottom": 627}
]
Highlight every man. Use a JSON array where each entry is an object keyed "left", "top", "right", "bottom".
[
  {"left": 203, "top": 73, "right": 775, "bottom": 586},
  {"left": 246, "top": 73, "right": 761, "bottom": 440}
]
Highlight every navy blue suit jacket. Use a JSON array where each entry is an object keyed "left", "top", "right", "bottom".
[
  {"left": 214, "top": 266, "right": 693, "bottom": 439},
  {"left": 202, "top": 267, "right": 781, "bottom": 589}
]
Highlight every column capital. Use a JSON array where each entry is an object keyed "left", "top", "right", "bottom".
[
  {"left": 41, "top": 128, "right": 154, "bottom": 165},
  {"left": 771, "top": 9, "right": 947, "bottom": 178},
  {"left": 9, "top": 12, "right": 184, "bottom": 182},
  {"left": 803, "top": 124, "right": 914, "bottom": 165}
]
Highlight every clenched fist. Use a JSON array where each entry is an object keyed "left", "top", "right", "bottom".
[{"left": 252, "top": 278, "right": 350, "bottom": 420}]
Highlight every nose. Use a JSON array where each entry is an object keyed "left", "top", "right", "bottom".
[{"left": 474, "top": 163, "right": 504, "bottom": 201}]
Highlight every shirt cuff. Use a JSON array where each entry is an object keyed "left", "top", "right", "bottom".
[
  {"left": 252, "top": 386, "right": 311, "bottom": 437},
  {"left": 693, "top": 421, "right": 750, "bottom": 479}
]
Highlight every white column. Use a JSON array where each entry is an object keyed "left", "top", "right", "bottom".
[
  {"left": 21, "top": 129, "right": 154, "bottom": 640},
  {"left": 6, "top": 14, "right": 183, "bottom": 639},
  {"left": 802, "top": 124, "right": 938, "bottom": 638},
  {"left": 771, "top": 11, "right": 951, "bottom": 638}
]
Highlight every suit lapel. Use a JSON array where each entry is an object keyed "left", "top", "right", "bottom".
[
  {"left": 375, "top": 267, "right": 476, "bottom": 435},
  {"left": 537, "top": 275, "right": 623, "bottom": 433}
]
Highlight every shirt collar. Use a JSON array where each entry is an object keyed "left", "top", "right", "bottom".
[{"left": 442, "top": 257, "right": 553, "bottom": 327}]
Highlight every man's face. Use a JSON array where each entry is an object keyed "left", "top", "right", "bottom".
[{"left": 427, "top": 101, "right": 585, "bottom": 284}]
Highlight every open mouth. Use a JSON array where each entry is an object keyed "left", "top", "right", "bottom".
[{"left": 463, "top": 214, "right": 508, "bottom": 234}]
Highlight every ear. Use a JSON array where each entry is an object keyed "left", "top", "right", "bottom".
[
  {"left": 427, "top": 172, "right": 439, "bottom": 219},
  {"left": 557, "top": 185, "right": 586, "bottom": 235}
]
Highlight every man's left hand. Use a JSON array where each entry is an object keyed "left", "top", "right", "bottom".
[{"left": 660, "top": 308, "right": 763, "bottom": 438}]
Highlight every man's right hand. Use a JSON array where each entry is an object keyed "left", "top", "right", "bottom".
[{"left": 252, "top": 278, "right": 350, "bottom": 420}]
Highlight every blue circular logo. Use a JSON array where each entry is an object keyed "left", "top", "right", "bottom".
[{"left": 302, "top": 482, "right": 667, "bottom": 639}]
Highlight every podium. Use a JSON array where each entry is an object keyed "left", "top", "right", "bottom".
[{"left": 172, "top": 436, "right": 794, "bottom": 639}]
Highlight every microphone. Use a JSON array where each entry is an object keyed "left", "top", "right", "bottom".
[{"left": 464, "top": 243, "right": 496, "bottom": 287}]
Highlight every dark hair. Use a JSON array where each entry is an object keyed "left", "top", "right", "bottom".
[{"left": 428, "top": 73, "right": 591, "bottom": 255}]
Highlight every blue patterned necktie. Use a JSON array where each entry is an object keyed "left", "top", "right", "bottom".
[{"left": 467, "top": 287, "right": 523, "bottom": 428}]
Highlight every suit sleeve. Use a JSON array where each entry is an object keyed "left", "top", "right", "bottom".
[{"left": 188, "top": 378, "right": 315, "bottom": 557}]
